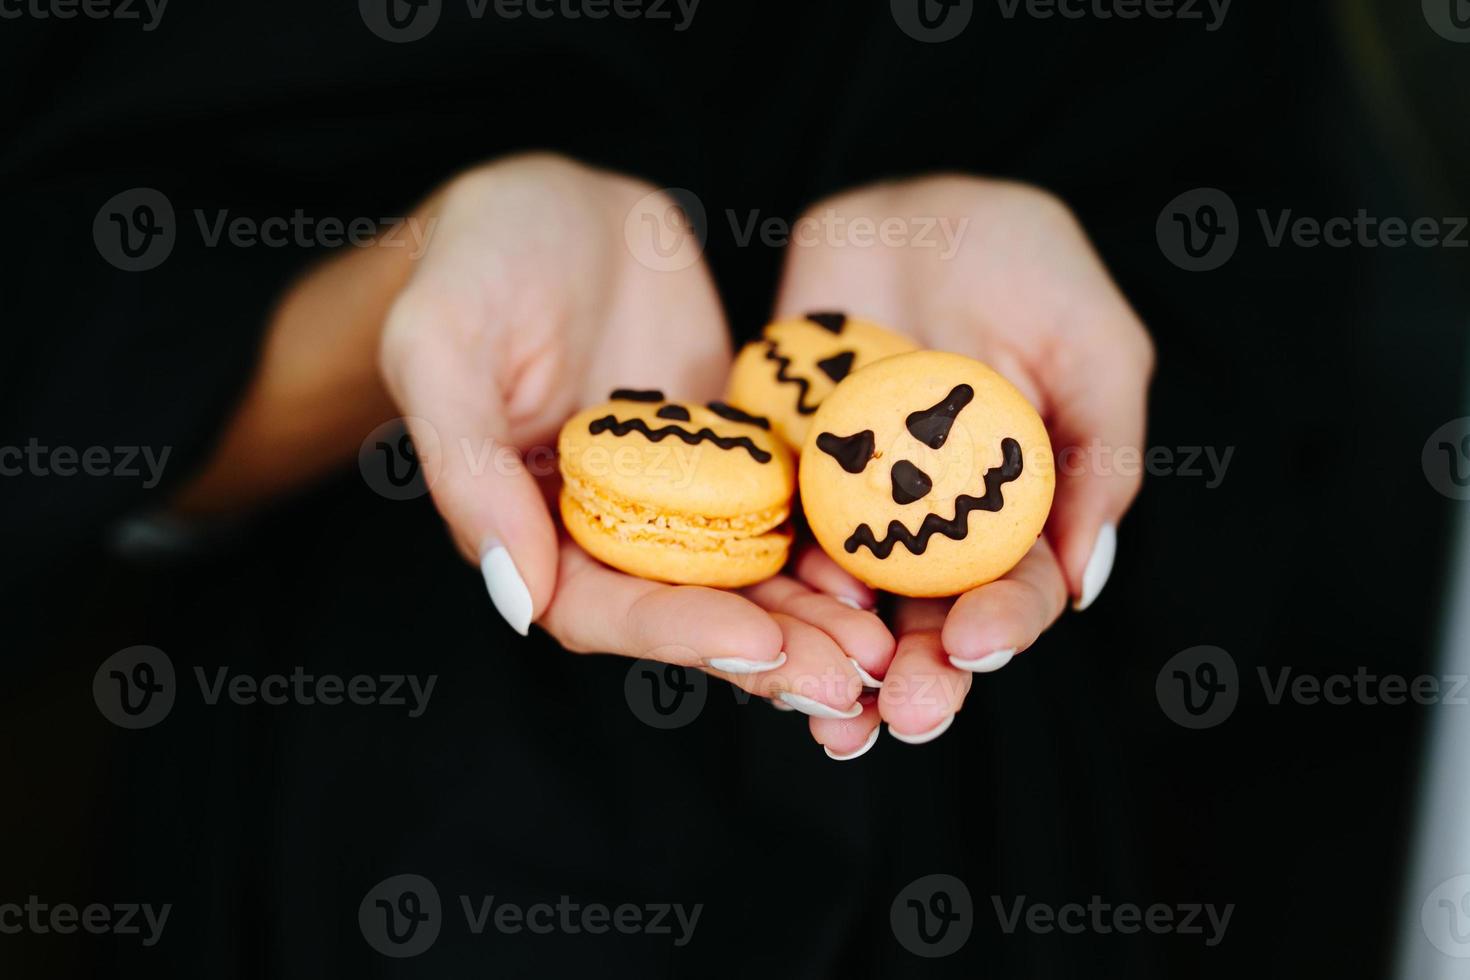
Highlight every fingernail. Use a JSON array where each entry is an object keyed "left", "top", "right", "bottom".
[
  {"left": 835, "top": 595, "right": 869, "bottom": 611},
  {"left": 777, "top": 693, "right": 863, "bottom": 719},
  {"left": 707, "top": 652, "right": 788, "bottom": 675},
  {"left": 888, "top": 714, "right": 955, "bottom": 745},
  {"left": 1073, "top": 522, "right": 1117, "bottom": 612},
  {"left": 771, "top": 698, "right": 796, "bottom": 712},
  {"left": 848, "top": 658, "right": 884, "bottom": 688},
  {"left": 480, "top": 543, "right": 533, "bottom": 636},
  {"left": 824, "top": 726, "right": 880, "bottom": 762},
  {"left": 948, "top": 648, "right": 1016, "bottom": 673}
]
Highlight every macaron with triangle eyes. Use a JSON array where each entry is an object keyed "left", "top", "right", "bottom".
[
  {"left": 558, "top": 389, "right": 795, "bottom": 587},
  {"left": 799, "top": 351, "right": 1055, "bottom": 598},
  {"left": 725, "top": 311, "right": 918, "bottom": 450}
]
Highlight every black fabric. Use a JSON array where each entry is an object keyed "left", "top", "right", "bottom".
[{"left": 3, "top": 1, "right": 1466, "bottom": 976}]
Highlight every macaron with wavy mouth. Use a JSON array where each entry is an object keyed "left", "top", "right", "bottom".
[{"left": 558, "top": 389, "right": 795, "bottom": 587}]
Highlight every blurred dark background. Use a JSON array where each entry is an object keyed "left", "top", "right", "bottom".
[{"left": 2, "top": 0, "right": 1468, "bottom": 975}]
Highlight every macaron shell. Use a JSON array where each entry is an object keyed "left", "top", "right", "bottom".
[
  {"left": 726, "top": 313, "right": 917, "bottom": 449},
  {"left": 559, "top": 400, "right": 793, "bottom": 520},
  {"left": 799, "top": 350, "right": 1055, "bottom": 598},
  {"left": 560, "top": 488, "right": 791, "bottom": 587}
]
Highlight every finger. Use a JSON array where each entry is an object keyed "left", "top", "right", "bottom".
[
  {"left": 808, "top": 695, "right": 882, "bottom": 761},
  {"left": 880, "top": 599, "right": 969, "bottom": 745},
  {"left": 743, "top": 574, "right": 894, "bottom": 686},
  {"left": 711, "top": 612, "right": 862, "bottom": 719},
  {"left": 941, "top": 538, "right": 1068, "bottom": 673},
  {"left": 384, "top": 314, "right": 558, "bottom": 637},
  {"left": 790, "top": 544, "right": 877, "bottom": 611},
  {"left": 541, "top": 540, "right": 785, "bottom": 667},
  {"left": 1039, "top": 286, "right": 1154, "bottom": 612}
]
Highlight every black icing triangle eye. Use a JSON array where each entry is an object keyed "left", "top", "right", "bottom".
[
  {"left": 905, "top": 384, "right": 975, "bottom": 449},
  {"left": 656, "top": 405, "right": 691, "bottom": 421},
  {"left": 805, "top": 311, "right": 847, "bottom": 334},
  {"left": 816, "top": 350, "right": 856, "bottom": 383},
  {"left": 706, "top": 401, "right": 771, "bottom": 430},
  {"left": 611, "top": 388, "right": 665, "bottom": 403},
  {"left": 890, "top": 460, "right": 933, "bottom": 505},
  {"left": 816, "top": 429, "right": 875, "bottom": 474}
]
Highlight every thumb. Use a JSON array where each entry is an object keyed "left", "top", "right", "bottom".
[{"left": 390, "top": 345, "right": 559, "bottom": 637}]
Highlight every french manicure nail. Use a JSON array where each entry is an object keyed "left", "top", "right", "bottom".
[
  {"left": 824, "top": 726, "right": 880, "bottom": 762},
  {"left": 948, "top": 648, "right": 1016, "bottom": 673},
  {"left": 1073, "top": 522, "right": 1117, "bottom": 612},
  {"left": 848, "top": 658, "right": 884, "bottom": 687},
  {"left": 481, "top": 543, "right": 532, "bottom": 636},
  {"left": 888, "top": 714, "right": 955, "bottom": 745},
  {"left": 707, "top": 652, "right": 788, "bottom": 675},
  {"left": 777, "top": 693, "right": 863, "bottom": 719}
]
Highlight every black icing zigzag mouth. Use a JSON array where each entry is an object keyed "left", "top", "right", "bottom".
[
  {"left": 844, "top": 438, "right": 1023, "bottom": 558},
  {"left": 588, "top": 415, "right": 773, "bottom": 464}
]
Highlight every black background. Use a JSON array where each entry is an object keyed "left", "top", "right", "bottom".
[{"left": 2, "top": 0, "right": 1468, "bottom": 975}]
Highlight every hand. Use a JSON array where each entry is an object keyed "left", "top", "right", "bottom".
[
  {"left": 379, "top": 154, "right": 877, "bottom": 717},
  {"left": 774, "top": 176, "right": 1154, "bottom": 753}
]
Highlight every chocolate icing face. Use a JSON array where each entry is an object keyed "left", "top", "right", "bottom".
[
  {"left": 588, "top": 406, "right": 774, "bottom": 463},
  {"left": 805, "top": 311, "right": 847, "bottom": 334},
  {"left": 611, "top": 388, "right": 665, "bottom": 403},
  {"left": 816, "top": 351, "right": 855, "bottom": 383},
  {"left": 889, "top": 459, "right": 933, "bottom": 505},
  {"left": 905, "top": 384, "right": 974, "bottom": 449},
  {"left": 846, "top": 439, "right": 1024, "bottom": 558},
  {"left": 815, "top": 429, "right": 876, "bottom": 474},
  {"left": 761, "top": 311, "right": 858, "bottom": 416},
  {"left": 705, "top": 402, "right": 771, "bottom": 430}
]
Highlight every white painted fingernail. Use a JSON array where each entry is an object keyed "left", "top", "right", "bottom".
[
  {"left": 824, "top": 725, "right": 881, "bottom": 762},
  {"left": 707, "top": 652, "right": 788, "bottom": 675},
  {"left": 481, "top": 544, "right": 533, "bottom": 636},
  {"left": 888, "top": 714, "right": 955, "bottom": 745},
  {"left": 848, "top": 658, "right": 884, "bottom": 687},
  {"left": 771, "top": 698, "right": 796, "bottom": 711},
  {"left": 1073, "top": 522, "right": 1117, "bottom": 612},
  {"left": 948, "top": 648, "right": 1016, "bottom": 673},
  {"left": 835, "top": 595, "right": 867, "bottom": 610},
  {"left": 777, "top": 693, "right": 863, "bottom": 719}
]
